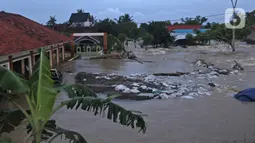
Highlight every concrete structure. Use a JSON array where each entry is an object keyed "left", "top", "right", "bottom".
[
  {"left": 72, "top": 33, "right": 107, "bottom": 54},
  {"left": 167, "top": 25, "right": 209, "bottom": 41},
  {"left": 0, "top": 11, "right": 73, "bottom": 78}
]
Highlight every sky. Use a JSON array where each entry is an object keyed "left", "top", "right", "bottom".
[{"left": 1, "top": 0, "right": 254, "bottom": 24}]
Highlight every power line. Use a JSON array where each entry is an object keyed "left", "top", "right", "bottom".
[{"left": 135, "top": 12, "right": 232, "bottom": 24}]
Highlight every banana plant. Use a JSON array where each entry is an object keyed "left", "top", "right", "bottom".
[{"left": 0, "top": 48, "right": 147, "bottom": 143}]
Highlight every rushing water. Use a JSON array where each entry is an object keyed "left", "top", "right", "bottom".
[{"left": 52, "top": 47, "right": 255, "bottom": 143}]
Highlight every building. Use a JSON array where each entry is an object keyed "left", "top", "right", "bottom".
[
  {"left": 69, "top": 13, "right": 94, "bottom": 27},
  {"left": 0, "top": 11, "right": 73, "bottom": 78},
  {"left": 167, "top": 25, "right": 209, "bottom": 41}
]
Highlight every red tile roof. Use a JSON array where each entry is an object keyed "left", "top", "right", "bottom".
[
  {"left": 167, "top": 25, "right": 202, "bottom": 31},
  {"left": 0, "top": 12, "right": 72, "bottom": 56}
]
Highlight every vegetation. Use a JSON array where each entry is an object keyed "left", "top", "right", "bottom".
[
  {"left": 142, "top": 33, "right": 154, "bottom": 48},
  {"left": 46, "top": 16, "right": 57, "bottom": 26},
  {"left": 46, "top": 9, "right": 255, "bottom": 51},
  {"left": 0, "top": 49, "right": 147, "bottom": 143},
  {"left": 95, "top": 14, "right": 174, "bottom": 48}
]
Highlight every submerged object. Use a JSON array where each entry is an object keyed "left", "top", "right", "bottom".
[{"left": 234, "top": 88, "right": 255, "bottom": 102}]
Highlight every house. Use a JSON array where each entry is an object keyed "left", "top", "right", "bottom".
[
  {"left": 0, "top": 11, "right": 73, "bottom": 78},
  {"left": 69, "top": 13, "right": 94, "bottom": 27},
  {"left": 167, "top": 25, "right": 209, "bottom": 41}
]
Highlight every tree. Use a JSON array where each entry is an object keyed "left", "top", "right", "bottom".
[
  {"left": 117, "top": 33, "right": 127, "bottom": 51},
  {"left": 0, "top": 49, "right": 147, "bottom": 143},
  {"left": 95, "top": 18, "right": 117, "bottom": 36},
  {"left": 77, "top": 9, "right": 85, "bottom": 13},
  {"left": 115, "top": 14, "right": 133, "bottom": 24},
  {"left": 139, "top": 23, "right": 149, "bottom": 37},
  {"left": 148, "top": 21, "right": 175, "bottom": 47},
  {"left": 46, "top": 16, "right": 57, "bottom": 26},
  {"left": 181, "top": 16, "right": 208, "bottom": 25},
  {"left": 185, "top": 33, "right": 194, "bottom": 44},
  {"left": 142, "top": 33, "right": 154, "bottom": 48},
  {"left": 195, "top": 23, "right": 251, "bottom": 51}
]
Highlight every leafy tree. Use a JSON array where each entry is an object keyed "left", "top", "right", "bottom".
[
  {"left": 0, "top": 49, "right": 147, "bottom": 143},
  {"left": 195, "top": 24, "right": 251, "bottom": 51},
  {"left": 185, "top": 33, "right": 194, "bottom": 44},
  {"left": 148, "top": 21, "right": 174, "bottom": 47},
  {"left": 77, "top": 9, "right": 85, "bottom": 13},
  {"left": 181, "top": 16, "right": 208, "bottom": 25},
  {"left": 46, "top": 16, "right": 57, "bottom": 26},
  {"left": 117, "top": 33, "right": 127, "bottom": 51},
  {"left": 246, "top": 10, "right": 255, "bottom": 26},
  {"left": 138, "top": 23, "right": 149, "bottom": 37},
  {"left": 115, "top": 14, "right": 133, "bottom": 24},
  {"left": 95, "top": 18, "right": 117, "bottom": 36},
  {"left": 142, "top": 33, "right": 154, "bottom": 48}
]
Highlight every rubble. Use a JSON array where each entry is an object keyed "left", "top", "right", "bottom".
[{"left": 74, "top": 58, "right": 242, "bottom": 101}]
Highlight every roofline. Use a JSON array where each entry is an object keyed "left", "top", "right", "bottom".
[{"left": 0, "top": 41, "right": 72, "bottom": 57}]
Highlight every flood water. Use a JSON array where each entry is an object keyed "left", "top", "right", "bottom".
[
  {"left": 8, "top": 46, "right": 255, "bottom": 143},
  {"left": 53, "top": 46, "right": 255, "bottom": 143}
]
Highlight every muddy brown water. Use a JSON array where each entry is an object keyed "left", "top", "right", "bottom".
[{"left": 4, "top": 47, "right": 255, "bottom": 143}]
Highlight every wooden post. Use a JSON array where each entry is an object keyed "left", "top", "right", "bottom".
[
  {"left": 56, "top": 46, "right": 60, "bottom": 65},
  {"left": 50, "top": 48, "right": 53, "bottom": 68},
  {"left": 8, "top": 55, "right": 13, "bottom": 71},
  {"left": 103, "top": 33, "right": 107, "bottom": 54},
  {"left": 62, "top": 46, "right": 65, "bottom": 61},
  {"left": 70, "top": 34, "right": 75, "bottom": 57},
  {"left": 30, "top": 51, "right": 34, "bottom": 66},
  {"left": 21, "top": 59, "right": 25, "bottom": 75}
]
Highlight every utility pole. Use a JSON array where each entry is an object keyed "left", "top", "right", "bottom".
[{"left": 231, "top": 0, "right": 238, "bottom": 52}]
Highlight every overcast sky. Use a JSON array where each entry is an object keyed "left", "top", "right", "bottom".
[{"left": 1, "top": 0, "right": 254, "bottom": 24}]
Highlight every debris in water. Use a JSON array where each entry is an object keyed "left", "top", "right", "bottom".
[{"left": 181, "top": 96, "right": 194, "bottom": 99}]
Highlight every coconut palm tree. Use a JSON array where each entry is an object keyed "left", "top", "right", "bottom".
[
  {"left": 46, "top": 16, "right": 57, "bottom": 26},
  {"left": 0, "top": 48, "right": 147, "bottom": 143}
]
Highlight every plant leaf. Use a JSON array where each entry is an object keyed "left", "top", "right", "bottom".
[
  {"left": 63, "top": 84, "right": 97, "bottom": 98},
  {"left": 0, "top": 66, "right": 29, "bottom": 94},
  {"left": 61, "top": 96, "right": 147, "bottom": 133},
  {"left": 0, "top": 138, "right": 16, "bottom": 143},
  {"left": 0, "top": 109, "right": 28, "bottom": 135},
  {"left": 26, "top": 120, "right": 87, "bottom": 143},
  {"left": 30, "top": 49, "right": 57, "bottom": 120}
]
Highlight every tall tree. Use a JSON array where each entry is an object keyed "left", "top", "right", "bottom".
[
  {"left": 148, "top": 21, "right": 175, "bottom": 47},
  {"left": 115, "top": 14, "right": 133, "bottom": 24},
  {"left": 46, "top": 16, "right": 57, "bottom": 26},
  {"left": 142, "top": 32, "right": 154, "bottom": 48},
  {"left": 0, "top": 49, "right": 147, "bottom": 143},
  {"left": 181, "top": 16, "right": 208, "bottom": 25}
]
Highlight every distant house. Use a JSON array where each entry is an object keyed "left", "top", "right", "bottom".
[
  {"left": 69, "top": 13, "right": 94, "bottom": 27},
  {"left": 167, "top": 25, "right": 209, "bottom": 41}
]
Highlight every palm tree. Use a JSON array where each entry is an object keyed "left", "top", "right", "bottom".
[
  {"left": 46, "top": 16, "right": 57, "bottom": 26},
  {"left": 77, "top": 9, "right": 85, "bottom": 13},
  {"left": 0, "top": 49, "right": 146, "bottom": 143}
]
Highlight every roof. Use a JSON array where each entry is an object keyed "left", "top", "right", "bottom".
[
  {"left": 69, "top": 13, "right": 90, "bottom": 23},
  {"left": 173, "top": 29, "right": 209, "bottom": 33},
  {"left": 0, "top": 11, "right": 72, "bottom": 56},
  {"left": 167, "top": 25, "right": 202, "bottom": 31}
]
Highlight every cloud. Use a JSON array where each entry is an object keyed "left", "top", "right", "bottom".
[{"left": 105, "top": 8, "right": 123, "bottom": 15}]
